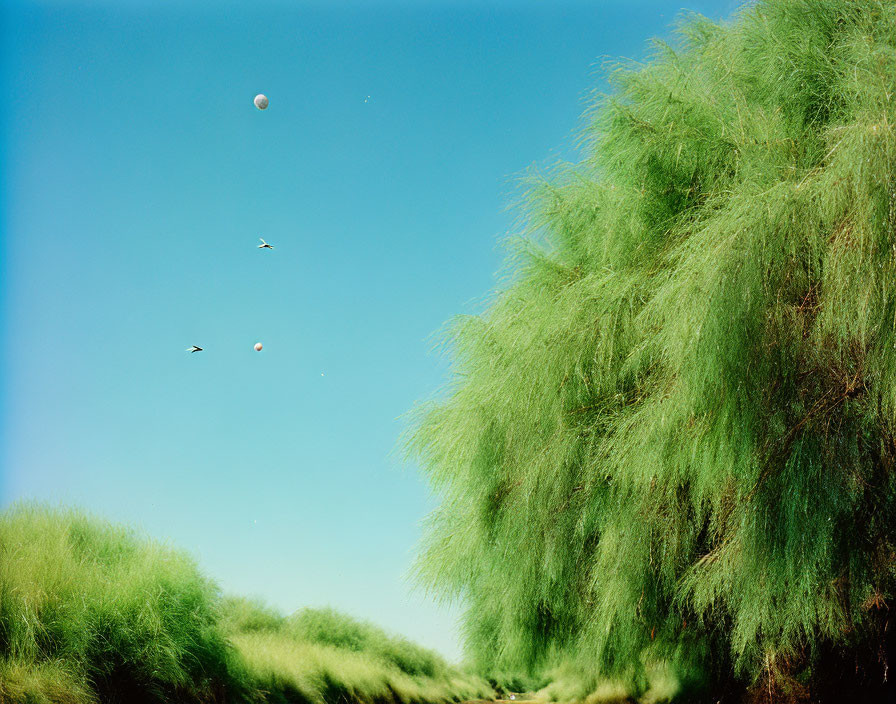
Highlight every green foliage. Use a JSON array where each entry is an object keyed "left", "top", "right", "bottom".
[
  {"left": 232, "top": 632, "right": 491, "bottom": 704},
  {"left": 222, "top": 602, "right": 492, "bottom": 703},
  {"left": 219, "top": 596, "right": 287, "bottom": 635},
  {"left": 406, "top": 0, "right": 896, "bottom": 698},
  {"left": 0, "top": 503, "right": 245, "bottom": 703},
  {"left": 286, "top": 608, "right": 448, "bottom": 678},
  {"left": 0, "top": 505, "right": 493, "bottom": 704}
]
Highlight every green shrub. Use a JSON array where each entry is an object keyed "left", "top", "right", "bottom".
[
  {"left": 220, "top": 596, "right": 286, "bottom": 635},
  {"left": 231, "top": 620, "right": 493, "bottom": 704},
  {"left": 407, "top": 0, "right": 896, "bottom": 700},
  {"left": 0, "top": 504, "right": 493, "bottom": 703},
  {"left": 0, "top": 503, "right": 247, "bottom": 702},
  {"left": 287, "top": 608, "right": 447, "bottom": 678}
]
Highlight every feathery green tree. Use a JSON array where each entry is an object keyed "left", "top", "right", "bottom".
[{"left": 407, "top": 1, "right": 896, "bottom": 700}]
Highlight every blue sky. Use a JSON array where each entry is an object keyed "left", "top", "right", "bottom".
[{"left": 1, "top": 0, "right": 737, "bottom": 660}]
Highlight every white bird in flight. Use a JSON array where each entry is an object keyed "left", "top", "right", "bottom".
[
  {"left": 258, "top": 238, "right": 274, "bottom": 249},
  {"left": 186, "top": 345, "right": 203, "bottom": 353}
]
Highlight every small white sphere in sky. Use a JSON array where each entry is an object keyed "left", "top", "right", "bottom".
[
  {"left": 254, "top": 342, "right": 263, "bottom": 352},
  {"left": 254, "top": 94, "right": 268, "bottom": 110}
]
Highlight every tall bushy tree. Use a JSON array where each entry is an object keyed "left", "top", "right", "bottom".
[{"left": 407, "top": 1, "right": 896, "bottom": 699}]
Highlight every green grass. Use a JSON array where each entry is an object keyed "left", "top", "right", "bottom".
[
  {"left": 286, "top": 607, "right": 448, "bottom": 679},
  {"left": 0, "top": 503, "right": 243, "bottom": 703},
  {"left": 232, "top": 632, "right": 489, "bottom": 704},
  {"left": 223, "top": 599, "right": 493, "bottom": 704},
  {"left": 0, "top": 504, "right": 493, "bottom": 704}
]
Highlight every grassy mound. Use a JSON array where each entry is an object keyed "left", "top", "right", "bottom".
[
  {"left": 223, "top": 599, "right": 493, "bottom": 704},
  {"left": 0, "top": 504, "right": 492, "bottom": 704},
  {"left": 0, "top": 504, "right": 244, "bottom": 703}
]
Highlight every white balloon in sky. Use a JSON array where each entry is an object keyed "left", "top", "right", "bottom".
[
  {"left": 254, "top": 342, "right": 263, "bottom": 352},
  {"left": 254, "top": 94, "right": 268, "bottom": 110}
]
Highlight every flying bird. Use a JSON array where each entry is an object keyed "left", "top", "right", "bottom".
[
  {"left": 258, "top": 238, "right": 274, "bottom": 249},
  {"left": 186, "top": 345, "right": 203, "bottom": 353}
]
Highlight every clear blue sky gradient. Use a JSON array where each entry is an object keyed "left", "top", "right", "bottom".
[{"left": 2, "top": 0, "right": 737, "bottom": 661}]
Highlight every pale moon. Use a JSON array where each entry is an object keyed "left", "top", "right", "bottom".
[
  {"left": 254, "top": 342, "right": 263, "bottom": 351},
  {"left": 254, "top": 94, "right": 268, "bottom": 110}
]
